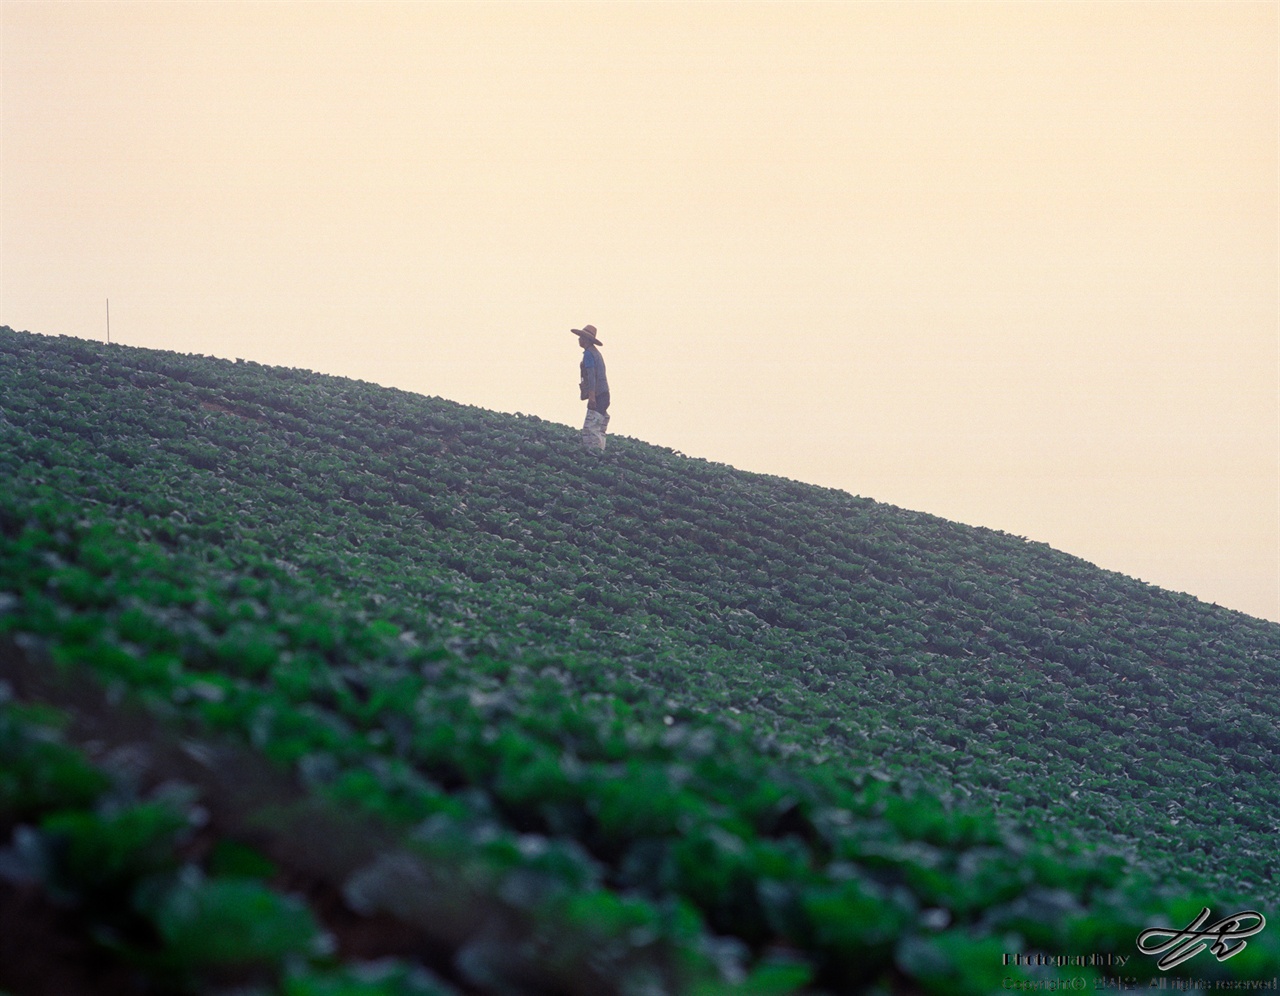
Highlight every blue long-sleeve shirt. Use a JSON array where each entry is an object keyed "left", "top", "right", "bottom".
[{"left": 580, "top": 345, "right": 608, "bottom": 398}]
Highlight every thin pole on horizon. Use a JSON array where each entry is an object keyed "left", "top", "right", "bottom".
[{"left": 106, "top": 299, "right": 110, "bottom": 345}]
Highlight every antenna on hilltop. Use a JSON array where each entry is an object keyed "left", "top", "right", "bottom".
[{"left": 106, "top": 298, "right": 111, "bottom": 345}]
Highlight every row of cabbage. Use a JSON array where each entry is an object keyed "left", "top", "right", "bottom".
[{"left": 0, "top": 668, "right": 464, "bottom": 995}]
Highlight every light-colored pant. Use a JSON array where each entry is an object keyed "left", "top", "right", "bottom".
[{"left": 582, "top": 408, "right": 610, "bottom": 452}]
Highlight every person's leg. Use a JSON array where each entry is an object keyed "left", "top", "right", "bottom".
[
  {"left": 594, "top": 393, "right": 610, "bottom": 451},
  {"left": 581, "top": 408, "right": 606, "bottom": 452}
]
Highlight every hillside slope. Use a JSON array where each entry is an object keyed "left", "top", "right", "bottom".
[{"left": 1, "top": 326, "right": 1278, "bottom": 994}]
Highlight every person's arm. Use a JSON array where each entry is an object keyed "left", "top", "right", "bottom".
[{"left": 583, "top": 352, "right": 598, "bottom": 408}]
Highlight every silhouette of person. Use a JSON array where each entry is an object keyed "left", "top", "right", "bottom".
[{"left": 573, "top": 325, "right": 609, "bottom": 453}]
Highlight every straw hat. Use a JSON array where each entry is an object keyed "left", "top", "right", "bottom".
[{"left": 571, "top": 325, "right": 602, "bottom": 346}]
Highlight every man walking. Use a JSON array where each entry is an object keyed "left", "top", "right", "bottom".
[{"left": 573, "top": 324, "right": 610, "bottom": 453}]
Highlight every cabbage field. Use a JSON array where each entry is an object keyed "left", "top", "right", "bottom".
[{"left": 1, "top": 325, "right": 1277, "bottom": 995}]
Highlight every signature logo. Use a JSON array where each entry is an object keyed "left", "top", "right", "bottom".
[{"left": 1136, "top": 908, "right": 1267, "bottom": 970}]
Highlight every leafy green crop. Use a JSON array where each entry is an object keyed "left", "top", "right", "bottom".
[
  {"left": 143, "top": 873, "right": 326, "bottom": 971},
  {"left": 0, "top": 694, "right": 460, "bottom": 994},
  {"left": 1, "top": 325, "right": 1278, "bottom": 995}
]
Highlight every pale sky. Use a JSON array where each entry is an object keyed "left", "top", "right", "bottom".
[{"left": 3, "top": 1, "right": 1276, "bottom": 622}]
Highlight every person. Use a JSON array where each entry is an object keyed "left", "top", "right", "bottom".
[{"left": 573, "top": 324, "right": 610, "bottom": 453}]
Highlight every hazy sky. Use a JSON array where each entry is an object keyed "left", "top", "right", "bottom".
[{"left": 3, "top": 1, "right": 1276, "bottom": 622}]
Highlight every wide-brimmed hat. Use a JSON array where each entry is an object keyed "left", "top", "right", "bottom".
[{"left": 571, "top": 324, "right": 602, "bottom": 346}]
